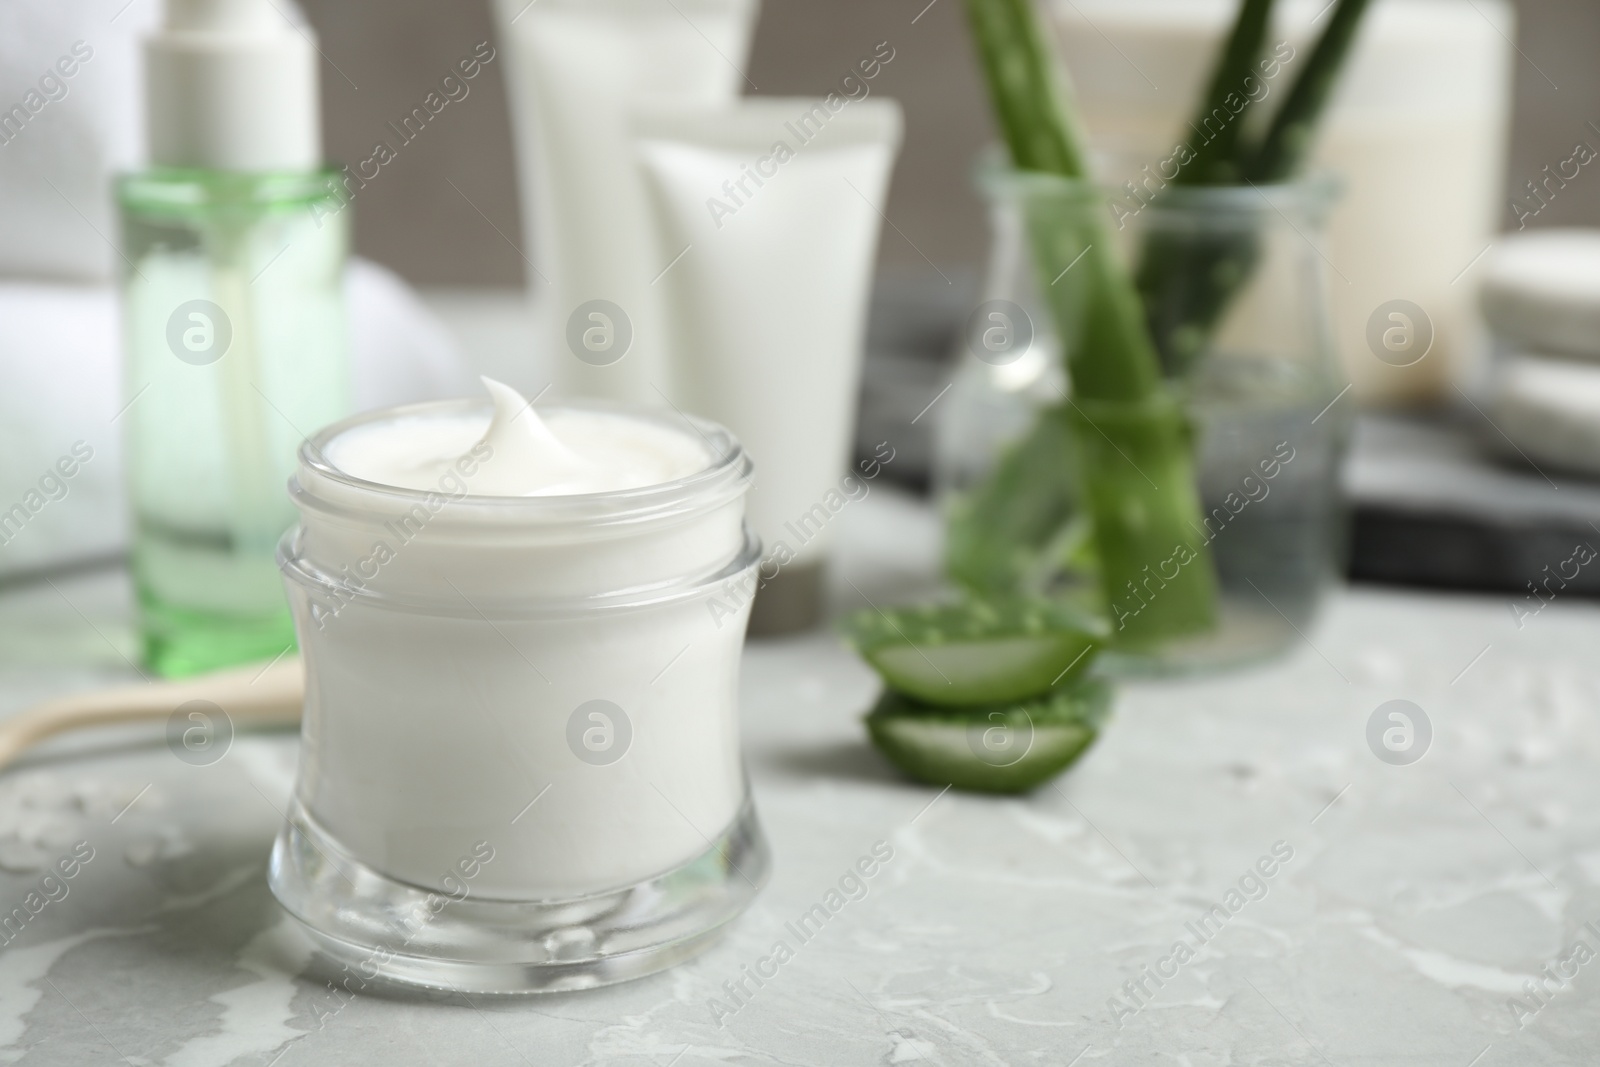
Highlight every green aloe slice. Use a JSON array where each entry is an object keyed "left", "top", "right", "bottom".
[
  {"left": 844, "top": 599, "right": 1105, "bottom": 706},
  {"left": 864, "top": 677, "right": 1112, "bottom": 794}
]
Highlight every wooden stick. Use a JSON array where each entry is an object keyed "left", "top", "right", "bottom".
[{"left": 0, "top": 656, "right": 304, "bottom": 771}]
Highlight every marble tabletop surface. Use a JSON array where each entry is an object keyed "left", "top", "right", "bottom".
[{"left": 0, "top": 487, "right": 1598, "bottom": 1067}]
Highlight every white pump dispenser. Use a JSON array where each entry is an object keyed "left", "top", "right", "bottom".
[{"left": 144, "top": 0, "right": 321, "bottom": 171}]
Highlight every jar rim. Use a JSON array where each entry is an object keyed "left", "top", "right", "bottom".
[
  {"left": 973, "top": 148, "right": 1342, "bottom": 220},
  {"left": 292, "top": 398, "right": 753, "bottom": 529}
]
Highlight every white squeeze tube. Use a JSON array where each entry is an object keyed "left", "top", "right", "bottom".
[
  {"left": 491, "top": 0, "right": 760, "bottom": 404},
  {"left": 635, "top": 97, "right": 903, "bottom": 632}
]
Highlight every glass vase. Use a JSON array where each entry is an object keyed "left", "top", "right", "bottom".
[{"left": 935, "top": 164, "right": 1349, "bottom": 673}]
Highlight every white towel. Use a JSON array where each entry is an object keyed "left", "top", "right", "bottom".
[
  {"left": 0, "top": 0, "right": 160, "bottom": 281},
  {"left": 0, "top": 259, "right": 475, "bottom": 578}
]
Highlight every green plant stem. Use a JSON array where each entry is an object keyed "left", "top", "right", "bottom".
[{"left": 961, "top": 0, "right": 1219, "bottom": 647}]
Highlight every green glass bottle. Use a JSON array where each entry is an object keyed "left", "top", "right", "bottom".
[{"left": 119, "top": 0, "right": 350, "bottom": 676}]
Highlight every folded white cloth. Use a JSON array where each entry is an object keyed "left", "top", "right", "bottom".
[
  {"left": 0, "top": 0, "right": 160, "bottom": 281},
  {"left": 1487, "top": 352, "right": 1600, "bottom": 477},
  {"left": 1481, "top": 230, "right": 1600, "bottom": 362},
  {"left": 0, "top": 258, "right": 474, "bottom": 577}
]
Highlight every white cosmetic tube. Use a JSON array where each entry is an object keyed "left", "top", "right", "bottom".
[
  {"left": 635, "top": 98, "right": 902, "bottom": 629},
  {"left": 491, "top": 0, "right": 759, "bottom": 403}
]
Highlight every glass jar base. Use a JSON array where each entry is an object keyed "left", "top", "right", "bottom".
[
  {"left": 268, "top": 796, "right": 769, "bottom": 995},
  {"left": 1100, "top": 591, "right": 1320, "bottom": 678}
]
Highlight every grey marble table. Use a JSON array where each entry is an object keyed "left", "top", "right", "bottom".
[{"left": 0, "top": 488, "right": 1597, "bottom": 1067}]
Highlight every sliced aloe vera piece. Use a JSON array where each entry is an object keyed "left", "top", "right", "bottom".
[
  {"left": 865, "top": 678, "right": 1112, "bottom": 794},
  {"left": 844, "top": 599, "right": 1105, "bottom": 706}
]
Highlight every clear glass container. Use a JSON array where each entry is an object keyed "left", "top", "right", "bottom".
[
  {"left": 936, "top": 165, "right": 1349, "bottom": 672},
  {"left": 269, "top": 400, "right": 769, "bottom": 993},
  {"left": 118, "top": 169, "right": 351, "bottom": 677}
]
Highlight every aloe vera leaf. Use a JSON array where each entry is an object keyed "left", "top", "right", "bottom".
[
  {"left": 864, "top": 677, "right": 1112, "bottom": 794},
  {"left": 843, "top": 597, "right": 1103, "bottom": 705},
  {"left": 1176, "top": 0, "right": 1278, "bottom": 186},
  {"left": 962, "top": 0, "right": 1089, "bottom": 176},
  {"left": 1135, "top": 0, "right": 1274, "bottom": 373},
  {"left": 961, "top": 0, "right": 1220, "bottom": 643},
  {"left": 1136, "top": 227, "right": 1262, "bottom": 376},
  {"left": 1247, "top": 0, "right": 1373, "bottom": 182},
  {"left": 1136, "top": 0, "right": 1372, "bottom": 373}
]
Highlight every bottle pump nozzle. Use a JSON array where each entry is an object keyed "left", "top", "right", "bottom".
[{"left": 145, "top": 0, "right": 321, "bottom": 171}]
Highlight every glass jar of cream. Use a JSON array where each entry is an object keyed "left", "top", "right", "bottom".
[{"left": 268, "top": 379, "right": 768, "bottom": 993}]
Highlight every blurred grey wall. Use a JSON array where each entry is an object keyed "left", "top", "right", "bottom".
[{"left": 297, "top": 0, "right": 1600, "bottom": 288}]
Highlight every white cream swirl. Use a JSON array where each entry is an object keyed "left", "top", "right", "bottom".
[{"left": 324, "top": 378, "right": 710, "bottom": 496}]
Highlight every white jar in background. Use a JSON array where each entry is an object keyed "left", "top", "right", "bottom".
[
  {"left": 268, "top": 379, "right": 768, "bottom": 993},
  {"left": 1047, "top": 0, "right": 1515, "bottom": 407}
]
